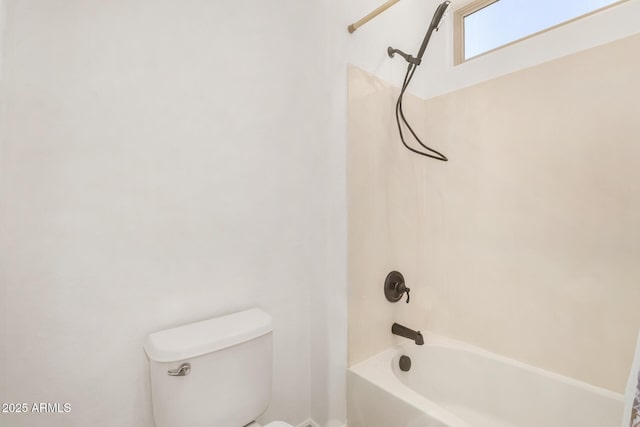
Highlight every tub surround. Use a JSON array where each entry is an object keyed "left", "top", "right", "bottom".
[{"left": 348, "top": 32, "right": 640, "bottom": 392}]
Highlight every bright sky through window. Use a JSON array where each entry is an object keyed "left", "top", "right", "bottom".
[{"left": 464, "top": 0, "right": 621, "bottom": 60}]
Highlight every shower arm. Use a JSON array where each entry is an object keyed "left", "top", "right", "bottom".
[
  {"left": 388, "top": 1, "right": 450, "bottom": 66},
  {"left": 387, "top": 47, "right": 421, "bottom": 65}
]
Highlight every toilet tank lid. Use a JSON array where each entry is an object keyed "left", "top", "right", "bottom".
[{"left": 144, "top": 308, "right": 272, "bottom": 362}]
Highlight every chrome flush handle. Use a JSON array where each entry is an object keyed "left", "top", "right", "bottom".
[{"left": 167, "top": 363, "right": 191, "bottom": 377}]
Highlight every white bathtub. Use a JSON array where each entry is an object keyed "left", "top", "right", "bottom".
[{"left": 347, "top": 333, "right": 623, "bottom": 427}]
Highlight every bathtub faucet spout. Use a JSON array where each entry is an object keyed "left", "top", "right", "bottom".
[{"left": 392, "top": 323, "right": 424, "bottom": 345}]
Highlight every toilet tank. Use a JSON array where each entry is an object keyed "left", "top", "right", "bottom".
[{"left": 144, "top": 308, "right": 273, "bottom": 427}]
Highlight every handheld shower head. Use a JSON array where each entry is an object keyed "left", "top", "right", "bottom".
[
  {"left": 431, "top": 0, "right": 451, "bottom": 29},
  {"left": 416, "top": 1, "right": 451, "bottom": 61}
]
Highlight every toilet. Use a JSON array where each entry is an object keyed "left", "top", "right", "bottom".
[{"left": 144, "top": 308, "right": 293, "bottom": 427}]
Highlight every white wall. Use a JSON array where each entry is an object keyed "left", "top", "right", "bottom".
[
  {"left": 308, "top": 2, "right": 349, "bottom": 427},
  {"left": 0, "top": 1, "right": 346, "bottom": 426}
]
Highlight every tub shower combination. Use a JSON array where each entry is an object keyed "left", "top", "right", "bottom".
[
  {"left": 347, "top": 333, "right": 623, "bottom": 427},
  {"left": 345, "top": 0, "right": 628, "bottom": 424}
]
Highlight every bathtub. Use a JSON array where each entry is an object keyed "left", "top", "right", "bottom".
[{"left": 347, "top": 333, "right": 623, "bottom": 427}]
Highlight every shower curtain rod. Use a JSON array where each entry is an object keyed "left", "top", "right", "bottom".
[{"left": 348, "top": 0, "right": 401, "bottom": 33}]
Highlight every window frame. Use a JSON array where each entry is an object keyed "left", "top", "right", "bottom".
[{"left": 453, "top": 0, "right": 629, "bottom": 65}]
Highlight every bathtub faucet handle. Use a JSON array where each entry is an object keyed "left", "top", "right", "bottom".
[
  {"left": 384, "top": 271, "right": 412, "bottom": 304},
  {"left": 396, "top": 281, "right": 411, "bottom": 303}
]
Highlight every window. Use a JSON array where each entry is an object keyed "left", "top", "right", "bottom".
[{"left": 454, "top": 0, "right": 626, "bottom": 64}]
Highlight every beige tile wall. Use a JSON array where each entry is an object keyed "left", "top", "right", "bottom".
[{"left": 348, "top": 33, "right": 640, "bottom": 392}]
